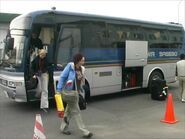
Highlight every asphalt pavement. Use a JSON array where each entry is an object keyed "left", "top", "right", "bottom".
[{"left": 0, "top": 81, "right": 185, "bottom": 139}]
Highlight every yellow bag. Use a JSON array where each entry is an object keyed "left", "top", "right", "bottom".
[{"left": 55, "top": 93, "right": 65, "bottom": 118}]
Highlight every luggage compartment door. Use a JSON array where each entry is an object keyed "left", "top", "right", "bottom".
[{"left": 125, "top": 40, "right": 148, "bottom": 67}]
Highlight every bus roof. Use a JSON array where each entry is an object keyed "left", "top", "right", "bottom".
[{"left": 12, "top": 10, "right": 184, "bottom": 31}]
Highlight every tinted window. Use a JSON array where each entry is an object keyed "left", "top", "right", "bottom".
[{"left": 57, "top": 27, "right": 81, "bottom": 66}]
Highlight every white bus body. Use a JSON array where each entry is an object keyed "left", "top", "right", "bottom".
[{"left": 0, "top": 10, "right": 184, "bottom": 102}]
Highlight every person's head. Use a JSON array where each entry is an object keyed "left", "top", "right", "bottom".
[
  {"left": 31, "top": 32, "right": 38, "bottom": 39},
  {"left": 180, "top": 54, "right": 185, "bottom": 60},
  {"left": 73, "top": 53, "right": 85, "bottom": 66},
  {"left": 38, "top": 49, "right": 47, "bottom": 59}
]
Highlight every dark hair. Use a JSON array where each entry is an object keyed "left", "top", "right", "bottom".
[
  {"left": 180, "top": 54, "right": 185, "bottom": 60},
  {"left": 73, "top": 53, "right": 84, "bottom": 65}
]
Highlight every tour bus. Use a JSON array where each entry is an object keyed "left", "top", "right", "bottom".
[{"left": 0, "top": 9, "right": 184, "bottom": 102}]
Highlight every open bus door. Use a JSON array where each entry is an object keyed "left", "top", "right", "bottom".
[
  {"left": 122, "top": 40, "right": 148, "bottom": 89},
  {"left": 25, "top": 26, "right": 55, "bottom": 101}
]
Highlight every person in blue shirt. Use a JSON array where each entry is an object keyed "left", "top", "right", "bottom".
[{"left": 57, "top": 53, "right": 93, "bottom": 138}]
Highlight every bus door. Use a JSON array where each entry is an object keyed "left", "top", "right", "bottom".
[
  {"left": 39, "top": 27, "right": 55, "bottom": 98},
  {"left": 122, "top": 40, "right": 148, "bottom": 89},
  {"left": 25, "top": 26, "right": 55, "bottom": 101}
]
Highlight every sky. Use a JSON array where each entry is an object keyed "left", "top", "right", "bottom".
[{"left": 0, "top": 0, "right": 185, "bottom": 28}]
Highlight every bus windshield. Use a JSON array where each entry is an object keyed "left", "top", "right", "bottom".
[{"left": 0, "top": 30, "right": 25, "bottom": 71}]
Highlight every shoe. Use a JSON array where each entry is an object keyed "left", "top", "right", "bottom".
[
  {"left": 182, "top": 99, "right": 185, "bottom": 102},
  {"left": 41, "top": 108, "right": 48, "bottom": 113},
  {"left": 62, "top": 130, "right": 71, "bottom": 135},
  {"left": 83, "top": 132, "right": 93, "bottom": 138},
  {"left": 60, "top": 122, "right": 69, "bottom": 134}
]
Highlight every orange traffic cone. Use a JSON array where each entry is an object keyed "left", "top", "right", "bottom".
[
  {"left": 160, "top": 93, "right": 178, "bottom": 124},
  {"left": 33, "top": 114, "right": 46, "bottom": 139}
]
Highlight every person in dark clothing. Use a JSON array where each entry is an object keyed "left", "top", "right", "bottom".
[
  {"left": 30, "top": 32, "right": 43, "bottom": 61},
  {"left": 31, "top": 49, "right": 50, "bottom": 112},
  {"left": 30, "top": 32, "right": 43, "bottom": 49}
]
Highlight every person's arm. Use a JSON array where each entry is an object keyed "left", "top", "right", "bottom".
[
  {"left": 46, "top": 57, "right": 53, "bottom": 73},
  {"left": 56, "top": 63, "right": 71, "bottom": 92}
]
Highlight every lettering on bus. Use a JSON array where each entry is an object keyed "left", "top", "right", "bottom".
[
  {"left": 148, "top": 52, "right": 155, "bottom": 57},
  {"left": 148, "top": 51, "right": 178, "bottom": 58},
  {"left": 159, "top": 52, "right": 178, "bottom": 57}
]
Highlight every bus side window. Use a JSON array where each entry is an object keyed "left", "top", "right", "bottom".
[{"left": 57, "top": 27, "right": 81, "bottom": 65}]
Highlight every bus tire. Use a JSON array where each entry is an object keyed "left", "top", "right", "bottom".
[{"left": 148, "top": 70, "right": 163, "bottom": 94}]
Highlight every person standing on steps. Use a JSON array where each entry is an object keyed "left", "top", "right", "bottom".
[
  {"left": 30, "top": 32, "right": 43, "bottom": 62},
  {"left": 31, "top": 49, "right": 50, "bottom": 112}
]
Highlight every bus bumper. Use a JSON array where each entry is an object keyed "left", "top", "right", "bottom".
[{"left": 0, "top": 84, "right": 27, "bottom": 102}]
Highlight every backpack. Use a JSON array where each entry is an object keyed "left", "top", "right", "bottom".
[{"left": 150, "top": 78, "right": 168, "bottom": 101}]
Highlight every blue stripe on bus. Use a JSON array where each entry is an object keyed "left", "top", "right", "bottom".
[
  {"left": 82, "top": 48, "right": 180, "bottom": 62},
  {"left": 148, "top": 48, "right": 181, "bottom": 60},
  {"left": 59, "top": 48, "right": 181, "bottom": 65},
  {"left": 82, "top": 48, "right": 124, "bottom": 62}
]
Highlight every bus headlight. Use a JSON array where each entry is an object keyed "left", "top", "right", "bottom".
[
  {"left": 8, "top": 81, "right": 23, "bottom": 88},
  {"left": 8, "top": 81, "right": 16, "bottom": 88}
]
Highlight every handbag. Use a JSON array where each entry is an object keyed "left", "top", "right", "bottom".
[
  {"left": 26, "top": 77, "right": 38, "bottom": 90},
  {"left": 61, "top": 78, "right": 86, "bottom": 110},
  {"left": 62, "top": 90, "right": 78, "bottom": 103},
  {"left": 78, "top": 93, "right": 86, "bottom": 110}
]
